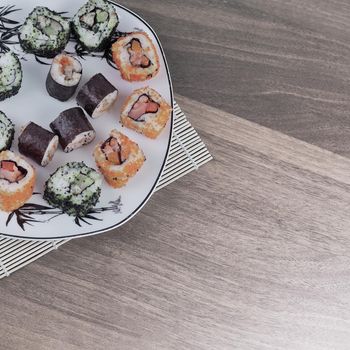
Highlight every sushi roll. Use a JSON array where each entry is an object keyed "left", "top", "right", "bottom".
[
  {"left": 112, "top": 32, "right": 160, "bottom": 82},
  {"left": 72, "top": 0, "right": 119, "bottom": 52},
  {"left": 0, "top": 151, "right": 36, "bottom": 212},
  {"left": 19, "top": 7, "right": 70, "bottom": 58},
  {"left": 44, "top": 162, "right": 102, "bottom": 217},
  {"left": 50, "top": 107, "right": 96, "bottom": 153},
  {"left": 94, "top": 130, "right": 145, "bottom": 188},
  {"left": 76, "top": 73, "right": 118, "bottom": 118},
  {"left": 46, "top": 54, "right": 82, "bottom": 101},
  {"left": 0, "top": 111, "right": 15, "bottom": 152},
  {"left": 120, "top": 87, "right": 172, "bottom": 139},
  {"left": 0, "top": 51, "right": 22, "bottom": 101},
  {"left": 18, "top": 122, "right": 59, "bottom": 167}
]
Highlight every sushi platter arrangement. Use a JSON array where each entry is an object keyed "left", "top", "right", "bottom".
[{"left": 0, "top": 0, "right": 173, "bottom": 239}]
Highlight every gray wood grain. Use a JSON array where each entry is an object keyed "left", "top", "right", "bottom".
[
  {"left": 119, "top": 0, "right": 350, "bottom": 157},
  {"left": 2, "top": 95, "right": 350, "bottom": 349}
]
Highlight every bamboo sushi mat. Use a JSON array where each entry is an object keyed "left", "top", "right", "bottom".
[{"left": 0, "top": 102, "right": 212, "bottom": 279}]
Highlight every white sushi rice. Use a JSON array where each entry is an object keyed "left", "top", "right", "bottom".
[
  {"left": 48, "top": 164, "right": 101, "bottom": 199},
  {"left": 50, "top": 54, "right": 82, "bottom": 87},
  {"left": 0, "top": 51, "right": 13, "bottom": 67},
  {"left": 20, "top": 18, "right": 49, "bottom": 43},
  {"left": 41, "top": 135, "right": 59, "bottom": 166},
  {"left": 92, "top": 90, "right": 118, "bottom": 118},
  {"left": 0, "top": 52, "right": 22, "bottom": 96},
  {"left": 0, "top": 112, "right": 14, "bottom": 151},
  {"left": 64, "top": 130, "right": 96, "bottom": 153}
]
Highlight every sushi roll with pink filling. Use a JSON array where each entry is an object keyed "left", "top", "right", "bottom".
[
  {"left": 112, "top": 32, "right": 160, "bottom": 82},
  {"left": 0, "top": 151, "right": 36, "bottom": 212},
  {"left": 94, "top": 130, "right": 145, "bottom": 188},
  {"left": 120, "top": 87, "right": 172, "bottom": 139}
]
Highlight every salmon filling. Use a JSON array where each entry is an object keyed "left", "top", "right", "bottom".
[
  {"left": 128, "top": 94, "right": 160, "bottom": 121},
  {"left": 102, "top": 137, "right": 126, "bottom": 165},
  {"left": 0, "top": 160, "right": 27, "bottom": 183},
  {"left": 127, "top": 39, "right": 151, "bottom": 68}
]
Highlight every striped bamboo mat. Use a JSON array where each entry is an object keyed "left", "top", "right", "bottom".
[{"left": 0, "top": 102, "right": 212, "bottom": 279}]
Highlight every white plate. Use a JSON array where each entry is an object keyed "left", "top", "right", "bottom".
[{"left": 0, "top": 0, "right": 173, "bottom": 240}]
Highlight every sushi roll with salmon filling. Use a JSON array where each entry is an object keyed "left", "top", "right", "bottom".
[
  {"left": 44, "top": 162, "right": 102, "bottom": 217},
  {"left": 94, "top": 130, "right": 145, "bottom": 188},
  {"left": 18, "top": 122, "right": 59, "bottom": 167},
  {"left": 76, "top": 73, "right": 118, "bottom": 118},
  {"left": 19, "top": 7, "right": 70, "bottom": 58},
  {"left": 0, "top": 112, "right": 15, "bottom": 152},
  {"left": 120, "top": 87, "right": 172, "bottom": 139},
  {"left": 0, "top": 151, "right": 36, "bottom": 212},
  {"left": 46, "top": 54, "right": 82, "bottom": 101},
  {"left": 112, "top": 32, "right": 160, "bottom": 82},
  {"left": 50, "top": 107, "right": 96, "bottom": 153},
  {"left": 0, "top": 52, "right": 22, "bottom": 101},
  {"left": 72, "top": 0, "right": 119, "bottom": 52}
]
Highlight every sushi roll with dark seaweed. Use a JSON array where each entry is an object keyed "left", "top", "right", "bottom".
[
  {"left": 18, "top": 122, "right": 59, "bottom": 167},
  {"left": 112, "top": 32, "right": 160, "bottom": 82},
  {"left": 76, "top": 73, "right": 118, "bottom": 118},
  {"left": 0, "top": 112, "right": 15, "bottom": 152},
  {"left": 0, "top": 52, "right": 22, "bottom": 101},
  {"left": 50, "top": 107, "right": 96, "bottom": 153},
  {"left": 44, "top": 162, "right": 102, "bottom": 217},
  {"left": 46, "top": 54, "right": 82, "bottom": 101},
  {"left": 19, "top": 7, "right": 70, "bottom": 58},
  {"left": 72, "top": 0, "right": 119, "bottom": 52}
]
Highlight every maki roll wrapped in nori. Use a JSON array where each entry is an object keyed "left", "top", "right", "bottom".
[
  {"left": 72, "top": 0, "right": 119, "bottom": 52},
  {"left": 44, "top": 162, "right": 102, "bottom": 217},
  {"left": 0, "top": 151, "right": 36, "bottom": 212},
  {"left": 0, "top": 52, "right": 22, "bottom": 101},
  {"left": 76, "top": 73, "right": 118, "bottom": 118},
  {"left": 19, "top": 7, "right": 70, "bottom": 58},
  {"left": 0, "top": 112, "right": 15, "bottom": 152},
  {"left": 112, "top": 32, "right": 160, "bottom": 82},
  {"left": 120, "top": 87, "right": 172, "bottom": 139},
  {"left": 18, "top": 122, "right": 59, "bottom": 167},
  {"left": 46, "top": 54, "right": 82, "bottom": 101},
  {"left": 50, "top": 107, "right": 96, "bottom": 153},
  {"left": 94, "top": 130, "right": 145, "bottom": 188}
]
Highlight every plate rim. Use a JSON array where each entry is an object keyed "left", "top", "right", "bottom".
[{"left": 0, "top": 0, "right": 174, "bottom": 241}]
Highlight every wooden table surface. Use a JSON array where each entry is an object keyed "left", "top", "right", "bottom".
[{"left": 2, "top": 1, "right": 350, "bottom": 349}]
